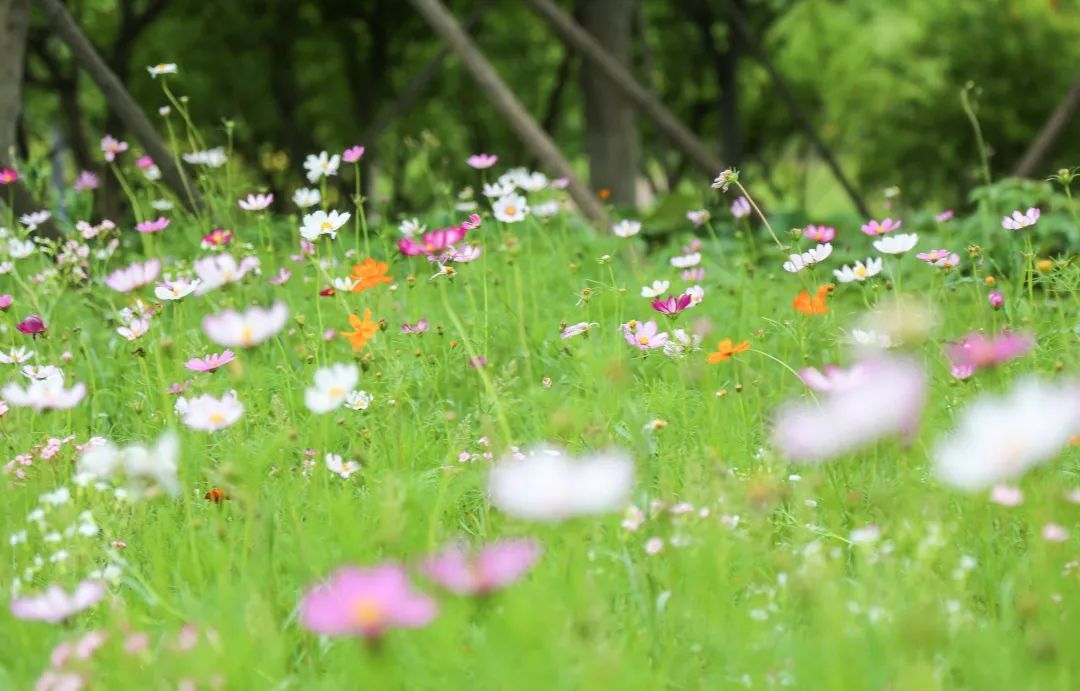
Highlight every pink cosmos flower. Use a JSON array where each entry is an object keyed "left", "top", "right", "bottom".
[
  {"left": 466, "top": 153, "right": 498, "bottom": 169},
  {"left": 135, "top": 217, "right": 170, "bottom": 234},
  {"left": 916, "top": 248, "right": 960, "bottom": 269},
  {"left": 0, "top": 294, "right": 11, "bottom": 310},
  {"left": 1002, "top": 208, "right": 1040, "bottom": 230},
  {"left": 468, "top": 356, "right": 488, "bottom": 368},
  {"left": 10, "top": 580, "right": 105, "bottom": 623},
  {"left": 988, "top": 291, "right": 1004, "bottom": 310},
  {"left": 398, "top": 223, "right": 469, "bottom": 256},
  {"left": 268, "top": 268, "right": 292, "bottom": 285},
  {"left": 622, "top": 320, "right": 669, "bottom": 350},
  {"left": 73, "top": 170, "right": 99, "bottom": 192},
  {"left": 651, "top": 293, "right": 692, "bottom": 316},
  {"left": 462, "top": 213, "right": 482, "bottom": 230},
  {"left": 0, "top": 167, "right": 17, "bottom": 185},
  {"left": 135, "top": 156, "right": 154, "bottom": 170},
  {"left": 402, "top": 318, "right": 428, "bottom": 334},
  {"left": 290, "top": 239, "right": 316, "bottom": 263},
  {"left": 299, "top": 563, "right": 438, "bottom": 640},
  {"left": 950, "top": 363, "right": 975, "bottom": 381},
  {"left": 238, "top": 193, "right": 273, "bottom": 212},
  {"left": 860, "top": 218, "right": 901, "bottom": 236},
  {"left": 105, "top": 259, "right": 161, "bottom": 293},
  {"left": 200, "top": 228, "right": 234, "bottom": 249},
  {"left": 343, "top": 146, "right": 365, "bottom": 163},
  {"left": 804, "top": 225, "right": 836, "bottom": 243},
  {"left": 422, "top": 539, "right": 540, "bottom": 595},
  {"left": 797, "top": 363, "right": 866, "bottom": 392},
  {"left": 935, "top": 210, "right": 954, "bottom": 222},
  {"left": 947, "top": 331, "right": 1033, "bottom": 373},
  {"left": 185, "top": 350, "right": 236, "bottom": 373},
  {"left": 100, "top": 135, "right": 128, "bottom": 162},
  {"left": 989, "top": 485, "right": 1023, "bottom": 507},
  {"left": 17, "top": 314, "right": 46, "bottom": 336},
  {"left": 730, "top": 196, "right": 751, "bottom": 219},
  {"left": 681, "top": 268, "right": 705, "bottom": 282}
]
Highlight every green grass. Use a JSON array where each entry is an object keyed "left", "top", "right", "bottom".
[{"left": 0, "top": 185, "right": 1078, "bottom": 690}]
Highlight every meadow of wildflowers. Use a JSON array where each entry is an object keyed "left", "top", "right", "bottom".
[{"left": 2, "top": 69, "right": 1080, "bottom": 691}]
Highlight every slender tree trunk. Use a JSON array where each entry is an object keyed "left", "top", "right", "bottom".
[
  {"left": 1013, "top": 79, "right": 1080, "bottom": 178},
  {"left": 578, "top": 0, "right": 638, "bottom": 206}
]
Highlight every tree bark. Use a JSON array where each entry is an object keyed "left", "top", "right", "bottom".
[
  {"left": 408, "top": 0, "right": 608, "bottom": 225},
  {"left": 1013, "top": 79, "right": 1080, "bottom": 178},
  {"left": 37, "top": 0, "right": 198, "bottom": 212},
  {"left": 578, "top": 0, "right": 638, "bottom": 206},
  {"left": 523, "top": 0, "right": 725, "bottom": 179}
]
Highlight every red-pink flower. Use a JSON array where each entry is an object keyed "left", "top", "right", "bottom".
[
  {"left": 201, "top": 228, "right": 234, "bottom": 248},
  {"left": 135, "top": 217, "right": 170, "bottom": 234},
  {"left": 185, "top": 350, "right": 236, "bottom": 373},
  {"left": 947, "top": 331, "right": 1033, "bottom": 373},
  {"left": 988, "top": 291, "right": 1004, "bottom": 310},
  {"left": 343, "top": 146, "right": 365, "bottom": 163},
  {"left": 398, "top": 223, "right": 469, "bottom": 256},
  {"left": 422, "top": 539, "right": 541, "bottom": 595},
  {"left": 16, "top": 314, "right": 46, "bottom": 336},
  {"left": 0, "top": 167, "right": 18, "bottom": 185},
  {"left": 651, "top": 293, "right": 692, "bottom": 316},
  {"left": 136, "top": 156, "right": 154, "bottom": 170},
  {"left": 299, "top": 563, "right": 438, "bottom": 640},
  {"left": 402, "top": 318, "right": 428, "bottom": 334}
]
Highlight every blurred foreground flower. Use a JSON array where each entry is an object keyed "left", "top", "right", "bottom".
[
  {"left": 300, "top": 564, "right": 437, "bottom": 640},
  {"left": 11, "top": 580, "right": 105, "bottom": 624},
  {"left": 422, "top": 539, "right": 540, "bottom": 595},
  {"left": 77, "top": 431, "right": 180, "bottom": 496}
]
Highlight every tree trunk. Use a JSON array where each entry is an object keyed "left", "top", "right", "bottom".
[
  {"left": 1013, "top": 79, "right": 1080, "bottom": 178},
  {"left": 578, "top": 0, "right": 638, "bottom": 206},
  {"left": 408, "top": 0, "right": 608, "bottom": 225}
]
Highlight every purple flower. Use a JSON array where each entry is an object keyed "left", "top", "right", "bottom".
[
  {"left": 0, "top": 294, "right": 11, "bottom": 311},
  {"left": 10, "top": 580, "right": 105, "bottom": 623},
  {"left": 16, "top": 314, "right": 46, "bottom": 336},
  {"left": 299, "top": 563, "right": 438, "bottom": 640},
  {"left": 402, "top": 318, "right": 428, "bottom": 334},
  {"left": 651, "top": 294, "right": 692, "bottom": 316},
  {"left": 422, "top": 539, "right": 541, "bottom": 595},
  {"left": 343, "top": 146, "right": 365, "bottom": 163},
  {"left": 988, "top": 291, "right": 1004, "bottom": 310},
  {"left": 935, "top": 210, "right": 954, "bottom": 222},
  {"left": 73, "top": 170, "right": 100, "bottom": 192}
]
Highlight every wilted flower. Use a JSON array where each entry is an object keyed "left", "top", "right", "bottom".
[
  {"left": 300, "top": 564, "right": 438, "bottom": 639},
  {"left": 711, "top": 168, "right": 738, "bottom": 192},
  {"left": 422, "top": 540, "right": 540, "bottom": 595}
]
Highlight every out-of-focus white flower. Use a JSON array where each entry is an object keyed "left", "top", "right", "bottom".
[
  {"left": 303, "top": 151, "right": 340, "bottom": 183},
  {"left": 304, "top": 364, "right": 360, "bottom": 414}
]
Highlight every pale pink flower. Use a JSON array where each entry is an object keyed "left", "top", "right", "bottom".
[
  {"left": 342, "top": 146, "right": 365, "bottom": 163},
  {"left": 104, "top": 259, "right": 161, "bottom": 293},
  {"left": 989, "top": 485, "right": 1023, "bottom": 507},
  {"left": 202, "top": 302, "right": 288, "bottom": 347},
  {"left": 185, "top": 350, "right": 235, "bottom": 373},
  {"left": 860, "top": 218, "right": 901, "bottom": 236},
  {"left": 422, "top": 539, "right": 540, "bottom": 595},
  {"left": 100, "top": 135, "right": 127, "bottom": 162},
  {"left": 1043, "top": 523, "right": 1069, "bottom": 542},
  {"left": 10, "top": 580, "right": 105, "bottom": 623},
  {"left": 135, "top": 217, "right": 170, "bottom": 234},
  {"left": 1001, "top": 208, "right": 1040, "bottom": 230},
  {"left": 300, "top": 563, "right": 438, "bottom": 639},
  {"left": 466, "top": 153, "right": 498, "bottom": 169},
  {"left": 238, "top": 193, "right": 273, "bottom": 211}
]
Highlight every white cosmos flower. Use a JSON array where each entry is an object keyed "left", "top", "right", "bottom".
[
  {"left": 0, "top": 346, "right": 34, "bottom": 364},
  {"left": 300, "top": 210, "right": 350, "bottom": 241},
  {"left": 833, "top": 257, "right": 883, "bottom": 283},
  {"left": 872, "top": 233, "right": 918, "bottom": 255},
  {"left": 492, "top": 194, "right": 529, "bottom": 223},
  {"left": 850, "top": 328, "right": 895, "bottom": 350},
  {"left": 18, "top": 211, "right": 50, "bottom": 230},
  {"left": 182, "top": 147, "right": 227, "bottom": 167},
  {"left": 176, "top": 390, "right": 243, "bottom": 431},
  {"left": 151, "top": 199, "right": 173, "bottom": 211},
  {"left": 517, "top": 171, "right": 549, "bottom": 192},
  {"left": 663, "top": 329, "right": 702, "bottom": 359},
  {"left": 78, "top": 431, "right": 180, "bottom": 496},
  {"left": 683, "top": 285, "right": 704, "bottom": 307},
  {"left": 640, "top": 280, "right": 670, "bottom": 298},
  {"left": 325, "top": 453, "right": 359, "bottom": 479},
  {"left": 21, "top": 365, "right": 61, "bottom": 380},
  {"left": 612, "top": 220, "right": 641, "bottom": 238},
  {"left": 1001, "top": 208, "right": 1040, "bottom": 231},
  {"left": 487, "top": 444, "right": 635, "bottom": 522},
  {"left": 331, "top": 276, "right": 357, "bottom": 292},
  {"left": 303, "top": 151, "right": 340, "bottom": 183},
  {"left": 399, "top": 218, "right": 425, "bottom": 237},
  {"left": 293, "top": 188, "right": 321, "bottom": 209},
  {"left": 193, "top": 253, "right": 260, "bottom": 294},
  {"left": 146, "top": 63, "right": 177, "bottom": 78},
  {"left": 482, "top": 181, "right": 516, "bottom": 198},
  {"left": 933, "top": 378, "right": 1080, "bottom": 491},
  {"left": 238, "top": 193, "right": 273, "bottom": 211},
  {"left": 154, "top": 278, "right": 200, "bottom": 301},
  {"left": 202, "top": 301, "right": 289, "bottom": 347},
  {"left": 8, "top": 239, "right": 35, "bottom": 259},
  {"left": 344, "top": 390, "right": 373, "bottom": 411},
  {"left": 2, "top": 375, "right": 86, "bottom": 411},
  {"left": 671, "top": 252, "right": 701, "bottom": 268},
  {"left": 304, "top": 363, "right": 360, "bottom": 414},
  {"left": 782, "top": 243, "right": 833, "bottom": 273},
  {"left": 117, "top": 317, "right": 150, "bottom": 341}
]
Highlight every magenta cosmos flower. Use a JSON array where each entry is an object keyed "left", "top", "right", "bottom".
[
  {"left": 860, "top": 218, "right": 901, "bottom": 236},
  {"left": 10, "top": 580, "right": 105, "bottom": 623},
  {"left": 0, "top": 167, "right": 18, "bottom": 185},
  {"left": 402, "top": 318, "right": 428, "bottom": 334},
  {"left": 343, "top": 146, "right": 365, "bottom": 163},
  {"left": 398, "top": 223, "right": 469, "bottom": 256},
  {"left": 947, "top": 331, "right": 1033, "bottom": 372},
  {"left": 466, "top": 153, "right": 498, "bottom": 169},
  {"left": 300, "top": 563, "right": 438, "bottom": 640},
  {"left": 804, "top": 225, "right": 835, "bottom": 243},
  {"left": 422, "top": 539, "right": 540, "bottom": 595},
  {"left": 16, "top": 314, "right": 46, "bottom": 336},
  {"left": 201, "top": 228, "right": 234, "bottom": 249},
  {"left": 135, "top": 217, "right": 170, "bottom": 233},
  {"left": 185, "top": 350, "right": 236, "bottom": 373},
  {"left": 651, "top": 293, "right": 692, "bottom": 316},
  {"left": 0, "top": 294, "right": 11, "bottom": 311},
  {"left": 988, "top": 291, "right": 1004, "bottom": 310}
]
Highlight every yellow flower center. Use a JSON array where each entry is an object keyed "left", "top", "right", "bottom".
[
  {"left": 638, "top": 336, "right": 650, "bottom": 345},
  {"left": 321, "top": 221, "right": 333, "bottom": 231},
  {"left": 505, "top": 206, "right": 517, "bottom": 216},
  {"left": 854, "top": 266, "right": 866, "bottom": 278},
  {"left": 209, "top": 411, "right": 225, "bottom": 425},
  {"left": 329, "top": 386, "right": 345, "bottom": 399},
  {"left": 351, "top": 599, "right": 382, "bottom": 628},
  {"left": 240, "top": 325, "right": 254, "bottom": 346}
]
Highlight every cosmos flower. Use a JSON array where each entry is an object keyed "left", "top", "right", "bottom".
[
  {"left": 200, "top": 228, "right": 234, "bottom": 249},
  {"left": 300, "top": 564, "right": 438, "bottom": 639},
  {"left": 293, "top": 188, "right": 321, "bottom": 209},
  {"left": 325, "top": 453, "right": 359, "bottom": 478},
  {"left": 305, "top": 363, "right": 360, "bottom": 414},
  {"left": 10, "top": 580, "right": 105, "bottom": 623},
  {"left": 398, "top": 224, "right": 468, "bottom": 256},
  {"left": 804, "top": 225, "right": 836, "bottom": 242},
  {"left": 342, "top": 309, "right": 378, "bottom": 350},
  {"left": 946, "top": 331, "right": 1033, "bottom": 373},
  {"left": 22, "top": 365, "right": 62, "bottom": 381},
  {"left": 706, "top": 338, "right": 749, "bottom": 363},
  {"left": 860, "top": 218, "right": 901, "bottom": 236},
  {"left": 300, "top": 210, "right": 351, "bottom": 241},
  {"left": 2, "top": 375, "right": 86, "bottom": 411},
  {"left": 135, "top": 217, "right": 170, "bottom": 234},
  {"left": 422, "top": 540, "right": 541, "bottom": 595},
  {"left": 1001, "top": 208, "right": 1040, "bottom": 230},
  {"left": 612, "top": 220, "right": 641, "bottom": 238},
  {"left": 935, "top": 210, "right": 954, "bottom": 222},
  {"left": 622, "top": 320, "right": 669, "bottom": 350},
  {"left": 988, "top": 291, "right": 1004, "bottom": 310},
  {"left": 467, "top": 153, "right": 498, "bottom": 169},
  {"left": 933, "top": 378, "right": 1080, "bottom": 490},
  {"left": 74, "top": 170, "right": 100, "bottom": 192},
  {"left": 0, "top": 294, "right": 10, "bottom": 311},
  {"left": 77, "top": 431, "right": 180, "bottom": 496},
  {"left": 493, "top": 194, "right": 529, "bottom": 223},
  {"left": 342, "top": 146, "right": 365, "bottom": 163},
  {"left": 640, "top": 280, "right": 670, "bottom": 298},
  {"left": 16, "top": 314, "right": 47, "bottom": 336},
  {"left": 730, "top": 196, "right": 751, "bottom": 219},
  {"left": 793, "top": 284, "right": 833, "bottom": 315},
  {"left": 916, "top": 249, "right": 960, "bottom": 269},
  {"left": 872, "top": 233, "right": 918, "bottom": 255},
  {"left": 185, "top": 350, "right": 235, "bottom": 373},
  {"left": 182, "top": 148, "right": 227, "bottom": 167},
  {"left": 483, "top": 181, "right": 515, "bottom": 198},
  {"left": 238, "top": 193, "right": 273, "bottom": 211},
  {"left": 193, "top": 253, "right": 260, "bottom": 294},
  {"left": 344, "top": 390, "right": 373, "bottom": 411},
  {"left": 349, "top": 258, "right": 393, "bottom": 292},
  {"left": 0, "top": 346, "right": 34, "bottom": 364},
  {"left": 663, "top": 329, "right": 702, "bottom": 358},
  {"left": 402, "top": 319, "right": 428, "bottom": 335},
  {"left": 771, "top": 357, "right": 926, "bottom": 462},
  {"left": 303, "top": 151, "right": 341, "bottom": 183},
  {"left": 117, "top": 317, "right": 150, "bottom": 341},
  {"left": 100, "top": 135, "right": 128, "bottom": 162},
  {"left": 686, "top": 209, "right": 710, "bottom": 227},
  {"left": 105, "top": 259, "right": 161, "bottom": 293},
  {"left": 561, "top": 321, "right": 598, "bottom": 339},
  {"left": 154, "top": 278, "right": 200, "bottom": 301},
  {"left": 671, "top": 252, "right": 701, "bottom": 269},
  {"left": 146, "top": 63, "right": 177, "bottom": 77},
  {"left": 202, "top": 302, "right": 289, "bottom": 347},
  {"left": 487, "top": 444, "right": 635, "bottom": 522},
  {"left": 833, "top": 258, "right": 882, "bottom": 283},
  {"left": 175, "top": 391, "right": 243, "bottom": 431},
  {"left": 0, "top": 167, "right": 18, "bottom": 185},
  {"left": 782, "top": 243, "right": 832, "bottom": 273},
  {"left": 399, "top": 218, "right": 425, "bottom": 237},
  {"left": 18, "top": 211, "right": 50, "bottom": 231},
  {"left": 798, "top": 363, "right": 867, "bottom": 392},
  {"left": 651, "top": 294, "right": 692, "bottom": 316}
]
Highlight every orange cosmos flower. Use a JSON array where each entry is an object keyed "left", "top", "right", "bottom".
[
  {"left": 349, "top": 258, "right": 393, "bottom": 292},
  {"left": 793, "top": 284, "right": 834, "bottom": 315},
  {"left": 342, "top": 308, "right": 378, "bottom": 350},
  {"left": 707, "top": 338, "right": 750, "bottom": 363}
]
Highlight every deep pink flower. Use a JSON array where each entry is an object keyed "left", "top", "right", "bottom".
[
  {"left": 466, "top": 153, "right": 498, "bottom": 169},
  {"left": 398, "top": 224, "right": 468, "bottom": 256},
  {"left": 461, "top": 213, "right": 482, "bottom": 230},
  {"left": 136, "top": 156, "right": 154, "bottom": 170},
  {"left": 804, "top": 225, "right": 836, "bottom": 243},
  {"left": 16, "top": 314, "right": 46, "bottom": 336},
  {"left": 343, "top": 146, "right": 366, "bottom": 163},
  {"left": 185, "top": 350, "right": 236, "bottom": 373},
  {"left": 135, "top": 217, "right": 170, "bottom": 234},
  {"left": 947, "top": 331, "right": 1033, "bottom": 372},
  {"left": 402, "top": 318, "right": 428, "bottom": 334},
  {"left": 0, "top": 167, "right": 17, "bottom": 185},
  {"left": 651, "top": 293, "right": 692, "bottom": 316},
  {"left": 988, "top": 291, "right": 1004, "bottom": 310},
  {"left": 201, "top": 228, "right": 234, "bottom": 248},
  {"left": 299, "top": 563, "right": 438, "bottom": 639},
  {"left": 860, "top": 218, "right": 901, "bottom": 236},
  {"left": 0, "top": 294, "right": 11, "bottom": 311},
  {"left": 422, "top": 539, "right": 540, "bottom": 595}
]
